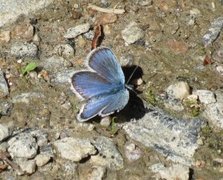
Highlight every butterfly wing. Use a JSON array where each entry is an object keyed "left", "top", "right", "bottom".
[
  {"left": 87, "top": 47, "right": 125, "bottom": 84},
  {"left": 71, "top": 71, "right": 121, "bottom": 99},
  {"left": 78, "top": 89, "right": 129, "bottom": 122}
]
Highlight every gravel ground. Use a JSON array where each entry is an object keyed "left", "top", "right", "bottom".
[{"left": 0, "top": 0, "right": 223, "bottom": 179}]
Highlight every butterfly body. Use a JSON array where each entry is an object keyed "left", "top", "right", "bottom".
[{"left": 71, "top": 47, "right": 129, "bottom": 122}]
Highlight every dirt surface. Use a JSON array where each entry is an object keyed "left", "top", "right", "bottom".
[{"left": 1, "top": 0, "right": 223, "bottom": 179}]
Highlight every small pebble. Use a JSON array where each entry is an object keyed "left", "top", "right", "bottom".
[
  {"left": 100, "top": 116, "right": 111, "bottom": 127},
  {"left": 125, "top": 143, "right": 142, "bottom": 162},
  {"left": 136, "top": 0, "right": 153, "bottom": 6},
  {"left": 54, "top": 137, "right": 96, "bottom": 162},
  {"left": 16, "top": 159, "right": 36, "bottom": 175},
  {"left": 166, "top": 81, "right": 190, "bottom": 100},
  {"left": 83, "top": 30, "right": 94, "bottom": 40},
  {"left": 0, "top": 30, "right": 10, "bottom": 43},
  {"left": 120, "top": 54, "right": 134, "bottom": 66},
  {"left": 35, "top": 154, "right": 51, "bottom": 167},
  {"left": 54, "top": 44, "right": 75, "bottom": 59},
  {"left": 64, "top": 23, "right": 91, "bottom": 39},
  {"left": 193, "top": 90, "right": 216, "bottom": 104},
  {"left": 0, "top": 124, "right": 10, "bottom": 141},
  {"left": 8, "top": 133, "right": 38, "bottom": 158},
  {"left": 10, "top": 42, "right": 38, "bottom": 58},
  {"left": 0, "top": 70, "right": 9, "bottom": 98},
  {"left": 11, "top": 22, "right": 34, "bottom": 41},
  {"left": 202, "top": 16, "right": 223, "bottom": 47},
  {"left": 122, "top": 22, "right": 144, "bottom": 45}
]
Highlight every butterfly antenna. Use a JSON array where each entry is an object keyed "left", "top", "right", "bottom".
[{"left": 126, "top": 59, "right": 141, "bottom": 85}]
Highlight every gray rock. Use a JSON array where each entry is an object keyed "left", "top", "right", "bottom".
[
  {"left": 54, "top": 137, "right": 96, "bottom": 162},
  {"left": 80, "top": 166, "right": 106, "bottom": 180},
  {"left": 166, "top": 81, "right": 190, "bottom": 100},
  {"left": 91, "top": 136, "right": 124, "bottom": 170},
  {"left": 164, "top": 98, "right": 184, "bottom": 112},
  {"left": 150, "top": 163, "right": 165, "bottom": 172},
  {"left": 8, "top": 133, "right": 38, "bottom": 158},
  {"left": 12, "top": 92, "right": 45, "bottom": 104},
  {"left": 202, "top": 90, "right": 223, "bottom": 129},
  {"left": 60, "top": 160, "right": 78, "bottom": 179},
  {"left": 193, "top": 90, "right": 216, "bottom": 104},
  {"left": 120, "top": 54, "right": 134, "bottom": 66},
  {"left": 0, "top": 30, "right": 10, "bottom": 43},
  {"left": 0, "top": 0, "right": 53, "bottom": 28},
  {"left": 10, "top": 42, "right": 38, "bottom": 58},
  {"left": 54, "top": 44, "right": 75, "bottom": 59},
  {"left": 42, "top": 56, "right": 72, "bottom": 73},
  {"left": 64, "top": 23, "right": 91, "bottom": 39},
  {"left": 136, "top": 0, "right": 153, "bottom": 6},
  {"left": 153, "top": 163, "right": 190, "bottom": 180},
  {"left": 51, "top": 69, "right": 76, "bottom": 85},
  {"left": 123, "top": 104, "right": 203, "bottom": 165},
  {"left": 0, "top": 124, "right": 10, "bottom": 141},
  {"left": 83, "top": 30, "right": 94, "bottom": 40},
  {"left": 30, "top": 129, "right": 48, "bottom": 147},
  {"left": 0, "top": 71, "right": 9, "bottom": 98},
  {"left": 100, "top": 116, "right": 111, "bottom": 127},
  {"left": 125, "top": 142, "right": 142, "bottom": 162},
  {"left": 122, "top": 22, "right": 144, "bottom": 45},
  {"left": 204, "top": 102, "right": 223, "bottom": 129},
  {"left": 39, "top": 144, "right": 54, "bottom": 158},
  {"left": 16, "top": 158, "right": 36, "bottom": 175},
  {"left": 0, "top": 100, "right": 12, "bottom": 116},
  {"left": 202, "top": 17, "right": 223, "bottom": 47},
  {"left": 35, "top": 154, "right": 51, "bottom": 167}
]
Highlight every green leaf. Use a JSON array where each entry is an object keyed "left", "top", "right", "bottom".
[
  {"left": 21, "top": 62, "right": 37, "bottom": 75},
  {"left": 111, "top": 117, "right": 118, "bottom": 135}
]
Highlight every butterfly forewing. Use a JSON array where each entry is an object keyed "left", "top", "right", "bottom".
[
  {"left": 72, "top": 71, "right": 120, "bottom": 99},
  {"left": 88, "top": 47, "right": 125, "bottom": 84}
]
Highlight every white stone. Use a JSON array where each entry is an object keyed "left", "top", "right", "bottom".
[
  {"left": 100, "top": 116, "right": 111, "bottom": 127},
  {"left": 0, "top": 30, "right": 10, "bottom": 43},
  {"left": 35, "top": 154, "right": 51, "bottom": 167},
  {"left": 0, "top": 0, "right": 53, "bottom": 28},
  {"left": 64, "top": 23, "right": 91, "bottom": 39},
  {"left": 155, "top": 164, "right": 189, "bottom": 180},
  {"left": 125, "top": 143, "right": 142, "bottom": 162},
  {"left": 54, "top": 137, "right": 96, "bottom": 162},
  {"left": 54, "top": 44, "right": 75, "bottom": 59},
  {"left": 91, "top": 136, "right": 124, "bottom": 170},
  {"left": 10, "top": 42, "right": 38, "bottom": 57},
  {"left": 0, "top": 124, "right": 9, "bottom": 141},
  {"left": 0, "top": 70, "right": 9, "bottom": 98},
  {"left": 193, "top": 90, "right": 216, "bottom": 104},
  {"left": 8, "top": 133, "right": 38, "bottom": 158},
  {"left": 204, "top": 102, "right": 223, "bottom": 129},
  {"left": 16, "top": 159, "right": 36, "bottom": 175},
  {"left": 166, "top": 81, "right": 190, "bottom": 100},
  {"left": 122, "top": 22, "right": 144, "bottom": 45},
  {"left": 81, "top": 166, "right": 106, "bottom": 180}
]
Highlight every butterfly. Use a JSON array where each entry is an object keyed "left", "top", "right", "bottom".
[{"left": 71, "top": 47, "right": 129, "bottom": 122}]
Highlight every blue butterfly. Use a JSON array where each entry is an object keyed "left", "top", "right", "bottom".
[{"left": 71, "top": 47, "right": 129, "bottom": 122}]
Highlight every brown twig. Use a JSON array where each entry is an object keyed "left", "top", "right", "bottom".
[
  {"left": 92, "top": 24, "right": 103, "bottom": 50},
  {"left": 0, "top": 151, "right": 23, "bottom": 174},
  {"left": 88, "top": 4, "right": 125, "bottom": 14}
]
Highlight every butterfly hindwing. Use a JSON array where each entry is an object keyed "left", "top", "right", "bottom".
[{"left": 78, "top": 88, "right": 129, "bottom": 122}]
